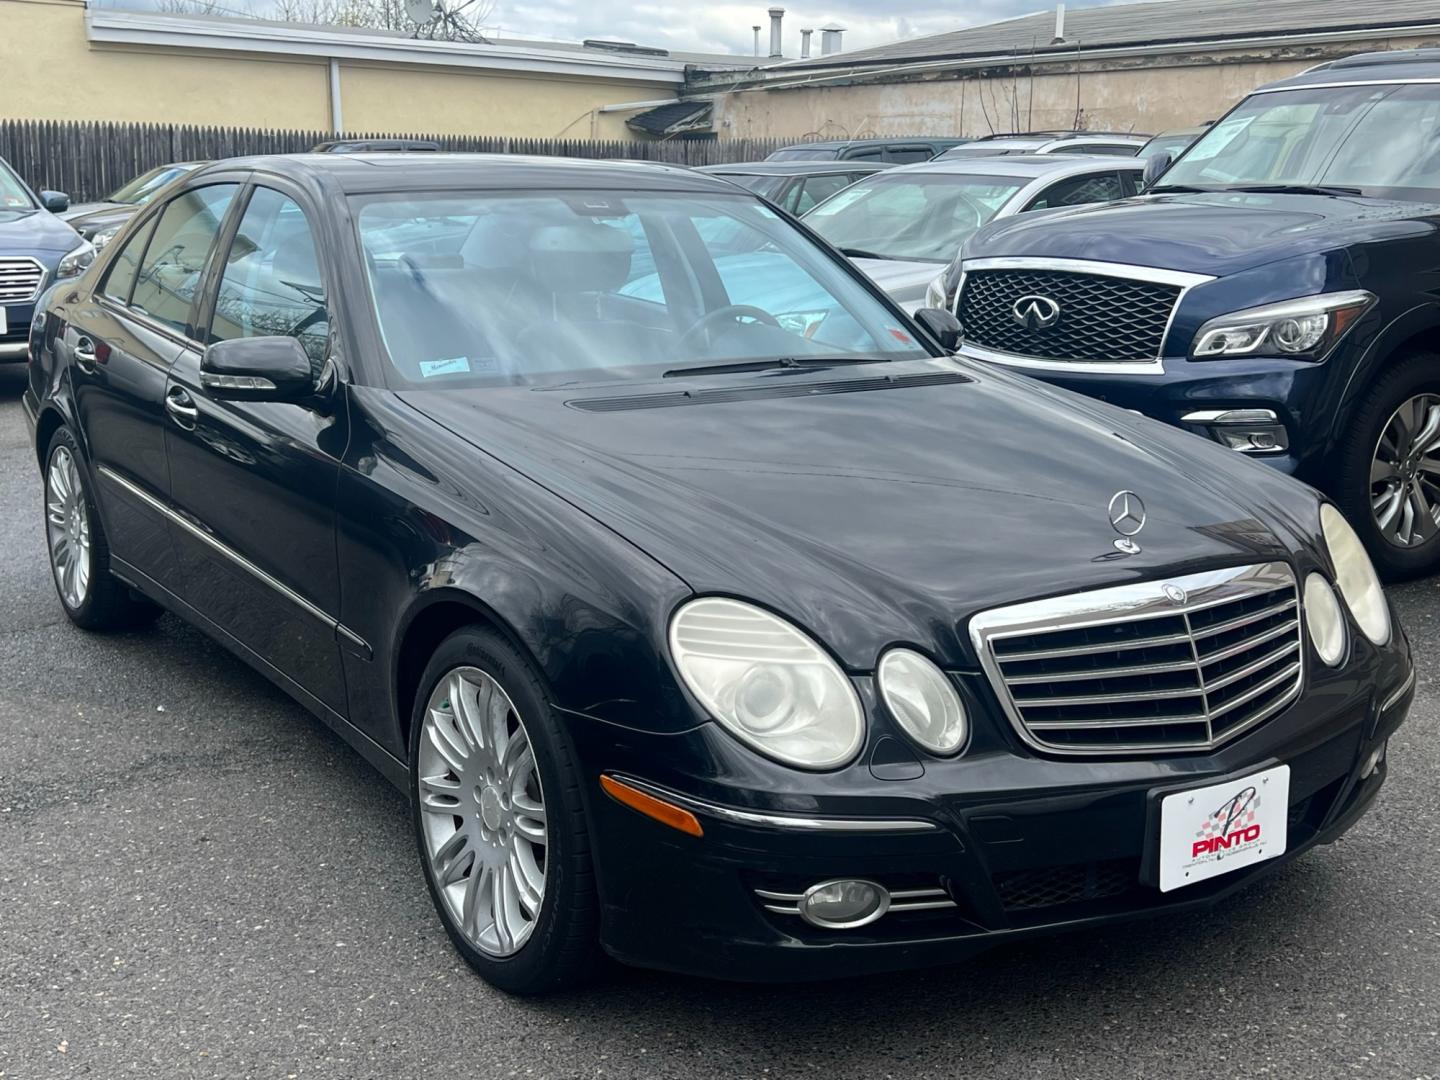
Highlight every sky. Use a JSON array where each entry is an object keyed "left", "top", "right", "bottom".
[{"left": 478, "top": 0, "right": 1126, "bottom": 56}]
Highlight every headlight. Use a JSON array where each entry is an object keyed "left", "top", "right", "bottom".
[
  {"left": 1191, "top": 290, "right": 1373, "bottom": 361},
  {"left": 669, "top": 597, "right": 864, "bottom": 770},
  {"left": 1320, "top": 504, "right": 1390, "bottom": 645},
  {"left": 877, "top": 648, "right": 967, "bottom": 755},
  {"left": 923, "top": 272, "right": 947, "bottom": 311},
  {"left": 87, "top": 224, "right": 123, "bottom": 251},
  {"left": 56, "top": 239, "right": 96, "bottom": 280},
  {"left": 1303, "top": 573, "right": 1346, "bottom": 666}
]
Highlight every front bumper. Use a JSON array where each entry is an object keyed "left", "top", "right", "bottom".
[
  {"left": 567, "top": 657, "right": 1412, "bottom": 982},
  {"left": 955, "top": 347, "right": 1336, "bottom": 481}
]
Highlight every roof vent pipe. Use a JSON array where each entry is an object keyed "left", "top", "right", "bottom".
[
  {"left": 752, "top": 25, "right": 761, "bottom": 56},
  {"left": 768, "top": 7, "right": 784, "bottom": 58},
  {"left": 820, "top": 24, "right": 844, "bottom": 55},
  {"left": 800, "top": 28, "right": 812, "bottom": 58},
  {"left": 1051, "top": 2, "right": 1065, "bottom": 43}
]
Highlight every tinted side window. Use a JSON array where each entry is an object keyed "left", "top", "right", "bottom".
[
  {"left": 208, "top": 187, "right": 329, "bottom": 376},
  {"left": 794, "top": 173, "right": 855, "bottom": 214},
  {"left": 1025, "top": 172, "right": 1125, "bottom": 211},
  {"left": 885, "top": 146, "right": 933, "bottom": 164},
  {"left": 844, "top": 148, "right": 885, "bottom": 162},
  {"left": 131, "top": 184, "right": 238, "bottom": 336},
  {"left": 99, "top": 216, "right": 157, "bottom": 305}
]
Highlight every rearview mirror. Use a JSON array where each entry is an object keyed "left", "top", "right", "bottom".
[
  {"left": 40, "top": 190, "right": 69, "bottom": 213},
  {"left": 1141, "top": 151, "right": 1173, "bottom": 190},
  {"left": 200, "top": 337, "right": 316, "bottom": 401},
  {"left": 914, "top": 307, "right": 961, "bottom": 352}
]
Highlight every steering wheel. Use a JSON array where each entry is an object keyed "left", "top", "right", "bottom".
[{"left": 678, "top": 304, "right": 781, "bottom": 353}]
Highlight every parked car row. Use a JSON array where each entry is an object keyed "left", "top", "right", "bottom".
[{"left": 20, "top": 48, "right": 1417, "bottom": 996}]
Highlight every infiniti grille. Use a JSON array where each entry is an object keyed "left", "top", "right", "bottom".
[
  {"left": 0, "top": 257, "right": 44, "bottom": 304},
  {"left": 957, "top": 267, "right": 1180, "bottom": 363},
  {"left": 971, "top": 563, "right": 1302, "bottom": 755}
]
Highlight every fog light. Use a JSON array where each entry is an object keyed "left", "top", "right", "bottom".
[
  {"left": 798, "top": 879, "right": 890, "bottom": 929},
  {"left": 1360, "top": 740, "right": 1388, "bottom": 779},
  {"left": 1181, "top": 409, "right": 1289, "bottom": 454}
]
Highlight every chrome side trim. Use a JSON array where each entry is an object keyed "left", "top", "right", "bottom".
[
  {"left": 1181, "top": 408, "right": 1281, "bottom": 425},
  {"left": 755, "top": 885, "right": 956, "bottom": 918},
  {"left": 970, "top": 562, "right": 1303, "bottom": 757},
  {"left": 96, "top": 465, "right": 370, "bottom": 653},
  {"left": 0, "top": 341, "right": 29, "bottom": 361},
  {"left": 611, "top": 774, "right": 940, "bottom": 833},
  {"left": 955, "top": 257, "right": 1216, "bottom": 375},
  {"left": 1381, "top": 666, "right": 1417, "bottom": 714},
  {"left": 1252, "top": 78, "right": 1440, "bottom": 94}
]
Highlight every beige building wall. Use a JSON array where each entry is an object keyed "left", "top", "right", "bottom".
[
  {"left": 1, "top": 0, "right": 675, "bottom": 138},
  {"left": 708, "top": 35, "right": 1440, "bottom": 140}
]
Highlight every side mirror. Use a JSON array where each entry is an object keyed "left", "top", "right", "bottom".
[
  {"left": 40, "top": 190, "right": 70, "bottom": 213},
  {"left": 1141, "top": 151, "right": 1173, "bottom": 190},
  {"left": 200, "top": 336, "right": 316, "bottom": 401},
  {"left": 914, "top": 307, "right": 961, "bottom": 352}
]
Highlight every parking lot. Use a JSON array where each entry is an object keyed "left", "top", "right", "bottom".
[{"left": 0, "top": 362, "right": 1437, "bottom": 1079}]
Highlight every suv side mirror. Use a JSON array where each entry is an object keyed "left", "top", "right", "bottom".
[
  {"left": 40, "top": 190, "right": 70, "bottom": 213},
  {"left": 1141, "top": 151, "right": 1173, "bottom": 190},
  {"left": 914, "top": 307, "right": 961, "bottom": 352},
  {"left": 201, "top": 337, "right": 316, "bottom": 401}
]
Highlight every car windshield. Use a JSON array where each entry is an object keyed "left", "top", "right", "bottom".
[
  {"left": 1160, "top": 83, "right": 1440, "bottom": 198},
  {"left": 0, "top": 160, "right": 35, "bottom": 212},
  {"left": 354, "top": 190, "right": 928, "bottom": 387},
  {"left": 768, "top": 148, "right": 839, "bottom": 161},
  {"left": 109, "top": 165, "right": 196, "bottom": 205},
  {"left": 1140, "top": 133, "right": 1198, "bottom": 159},
  {"left": 720, "top": 173, "right": 788, "bottom": 199},
  {"left": 801, "top": 173, "right": 1025, "bottom": 261}
]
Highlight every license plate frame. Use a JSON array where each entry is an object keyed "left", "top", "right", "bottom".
[{"left": 1156, "top": 763, "right": 1290, "bottom": 892}]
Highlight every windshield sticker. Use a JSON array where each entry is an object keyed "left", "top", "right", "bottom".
[
  {"left": 2, "top": 195, "right": 25, "bottom": 207},
  {"left": 806, "top": 187, "right": 867, "bottom": 216},
  {"left": 1183, "top": 115, "right": 1255, "bottom": 162},
  {"left": 419, "top": 356, "right": 471, "bottom": 378},
  {"left": 888, "top": 327, "right": 915, "bottom": 345}
]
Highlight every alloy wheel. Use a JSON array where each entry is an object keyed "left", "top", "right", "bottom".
[
  {"left": 45, "top": 446, "right": 92, "bottom": 610},
  {"left": 1371, "top": 393, "right": 1440, "bottom": 548},
  {"left": 417, "top": 667, "right": 548, "bottom": 958}
]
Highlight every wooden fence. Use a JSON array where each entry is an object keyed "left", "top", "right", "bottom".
[{"left": 0, "top": 120, "right": 796, "bottom": 202}]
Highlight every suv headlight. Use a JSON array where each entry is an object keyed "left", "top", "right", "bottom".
[
  {"left": 1320, "top": 504, "right": 1390, "bottom": 646},
  {"left": 923, "top": 272, "right": 947, "bottom": 311},
  {"left": 669, "top": 597, "right": 864, "bottom": 770},
  {"left": 87, "top": 223, "right": 123, "bottom": 251},
  {"left": 1191, "top": 290, "right": 1373, "bottom": 361},
  {"left": 56, "top": 239, "right": 96, "bottom": 280}
]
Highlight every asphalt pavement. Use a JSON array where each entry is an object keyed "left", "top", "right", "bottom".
[{"left": 1, "top": 363, "right": 1438, "bottom": 1079}]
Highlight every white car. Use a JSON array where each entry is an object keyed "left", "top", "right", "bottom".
[{"left": 802, "top": 154, "right": 1146, "bottom": 312}]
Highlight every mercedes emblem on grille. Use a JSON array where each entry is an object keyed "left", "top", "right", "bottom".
[
  {"left": 1108, "top": 490, "right": 1146, "bottom": 555},
  {"left": 1162, "top": 583, "right": 1187, "bottom": 605},
  {"left": 1011, "top": 294, "right": 1061, "bottom": 330}
]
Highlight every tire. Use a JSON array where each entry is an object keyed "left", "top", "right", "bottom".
[
  {"left": 43, "top": 427, "right": 162, "bottom": 631},
  {"left": 1335, "top": 351, "right": 1440, "bottom": 580},
  {"left": 408, "top": 626, "right": 600, "bottom": 995}
]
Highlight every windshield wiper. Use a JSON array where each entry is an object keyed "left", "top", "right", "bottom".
[
  {"left": 663, "top": 355, "right": 888, "bottom": 378},
  {"left": 838, "top": 247, "right": 888, "bottom": 260},
  {"left": 1224, "top": 183, "right": 1363, "bottom": 197},
  {"left": 1145, "top": 184, "right": 1216, "bottom": 194}
]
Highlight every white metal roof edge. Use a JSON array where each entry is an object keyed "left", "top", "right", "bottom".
[{"left": 86, "top": 10, "right": 689, "bottom": 84}]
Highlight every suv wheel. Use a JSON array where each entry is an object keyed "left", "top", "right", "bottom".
[
  {"left": 44, "top": 428, "right": 162, "bottom": 631},
  {"left": 409, "top": 627, "right": 600, "bottom": 994},
  {"left": 1337, "top": 351, "right": 1440, "bottom": 578}
]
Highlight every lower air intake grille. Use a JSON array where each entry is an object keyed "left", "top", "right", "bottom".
[
  {"left": 995, "top": 859, "right": 1137, "bottom": 911},
  {"left": 971, "top": 562, "right": 1302, "bottom": 755}
]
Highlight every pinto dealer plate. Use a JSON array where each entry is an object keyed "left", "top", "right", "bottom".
[{"left": 1158, "top": 764, "right": 1290, "bottom": 892}]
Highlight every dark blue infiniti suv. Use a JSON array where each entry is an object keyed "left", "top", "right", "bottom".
[{"left": 943, "top": 49, "right": 1440, "bottom": 578}]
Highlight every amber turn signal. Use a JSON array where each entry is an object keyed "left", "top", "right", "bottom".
[{"left": 600, "top": 775, "right": 704, "bottom": 838}]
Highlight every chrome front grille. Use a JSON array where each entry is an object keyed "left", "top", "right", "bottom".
[
  {"left": 954, "top": 259, "right": 1212, "bottom": 369},
  {"left": 0, "top": 257, "right": 45, "bottom": 303},
  {"left": 971, "top": 563, "right": 1303, "bottom": 755}
]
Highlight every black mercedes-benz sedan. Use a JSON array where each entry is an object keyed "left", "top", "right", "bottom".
[{"left": 23, "top": 154, "right": 1413, "bottom": 994}]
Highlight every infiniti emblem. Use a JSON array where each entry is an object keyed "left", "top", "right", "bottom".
[
  {"left": 1162, "top": 583, "right": 1187, "bottom": 605},
  {"left": 1108, "top": 490, "right": 1146, "bottom": 554},
  {"left": 1011, "top": 294, "right": 1061, "bottom": 330}
]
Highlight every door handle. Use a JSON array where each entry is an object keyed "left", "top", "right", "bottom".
[
  {"left": 74, "top": 336, "right": 97, "bottom": 373},
  {"left": 165, "top": 386, "right": 199, "bottom": 429}
]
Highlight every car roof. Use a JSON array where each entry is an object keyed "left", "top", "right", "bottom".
[
  {"left": 1263, "top": 48, "right": 1440, "bottom": 90},
  {"left": 188, "top": 153, "right": 745, "bottom": 197},
  {"left": 696, "top": 160, "right": 890, "bottom": 176},
  {"left": 774, "top": 137, "right": 965, "bottom": 150},
  {"left": 894, "top": 153, "right": 1144, "bottom": 179}
]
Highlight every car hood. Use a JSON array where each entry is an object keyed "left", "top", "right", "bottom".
[
  {"left": 401, "top": 357, "right": 1320, "bottom": 669},
  {"left": 965, "top": 192, "right": 1440, "bottom": 277},
  {"left": 0, "top": 208, "right": 81, "bottom": 254},
  {"left": 851, "top": 258, "right": 942, "bottom": 313},
  {"left": 59, "top": 200, "right": 125, "bottom": 221},
  {"left": 63, "top": 204, "right": 136, "bottom": 234}
]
